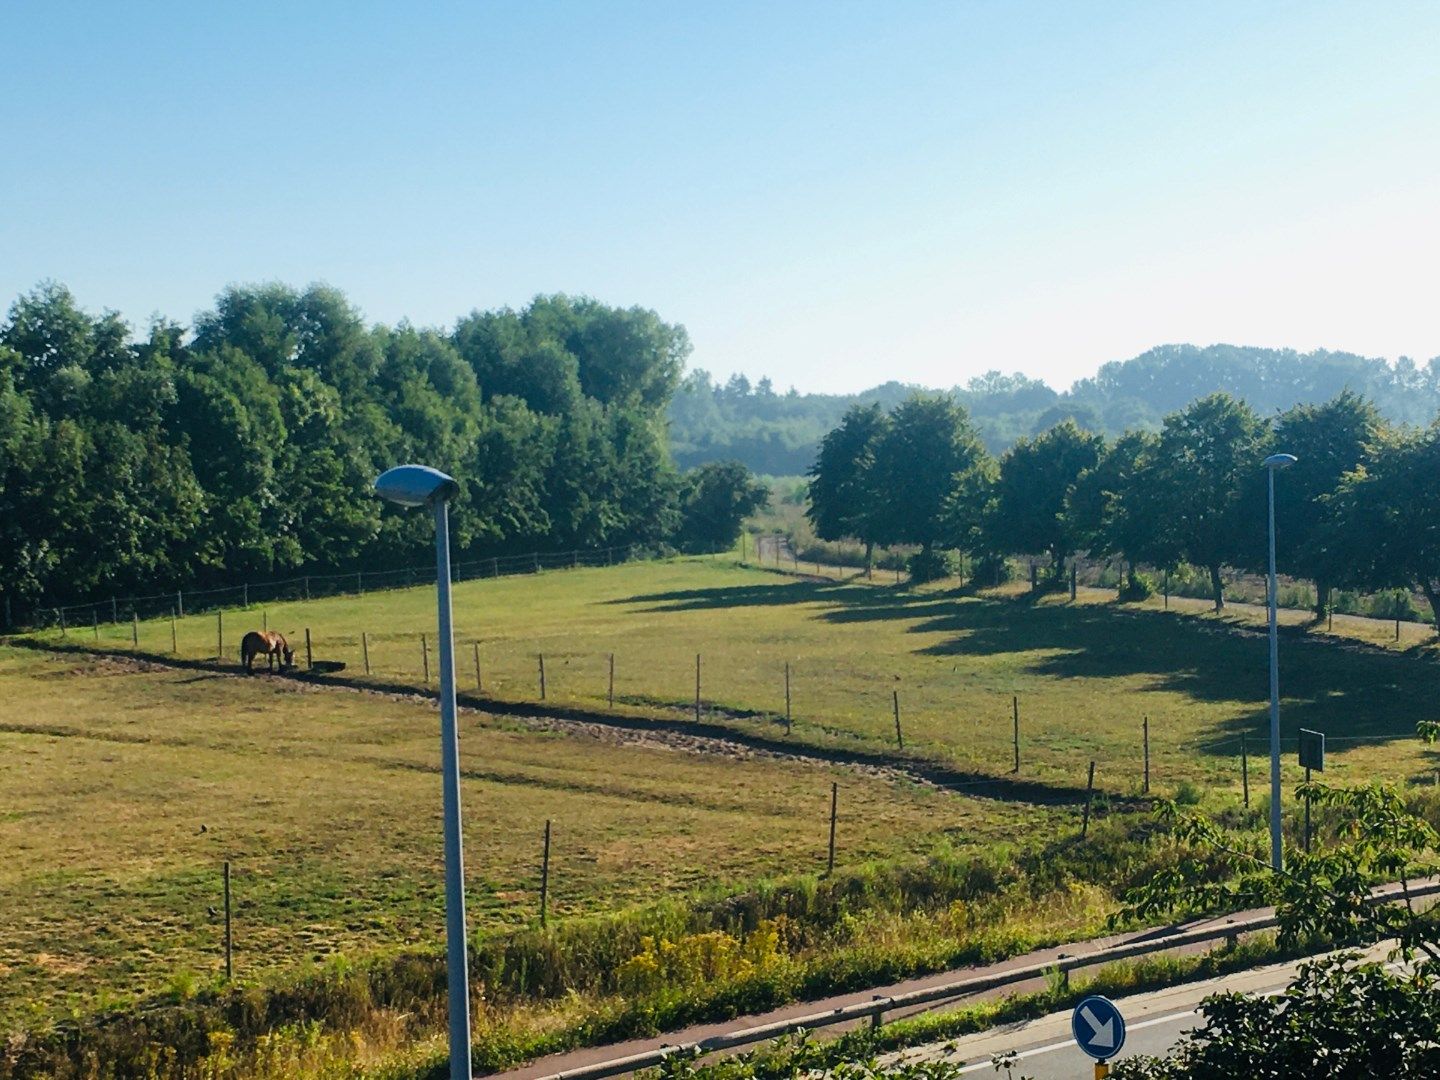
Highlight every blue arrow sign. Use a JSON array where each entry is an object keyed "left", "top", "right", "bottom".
[{"left": 1072, "top": 994, "right": 1126, "bottom": 1060}]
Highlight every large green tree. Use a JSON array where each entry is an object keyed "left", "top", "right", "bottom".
[
  {"left": 990, "top": 419, "right": 1104, "bottom": 578},
  {"left": 871, "top": 396, "right": 992, "bottom": 566},
  {"left": 1325, "top": 423, "right": 1440, "bottom": 629},
  {"left": 1066, "top": 429, "right": 1173, "bottom": 592},
  {"left": 1150, "top": 393, "right": 1269, "bottom": 611},
  {"left": 1258, "top": 391, "right": 1384, "bottom": 617},
  {"left": 675, "top": 461, "right": 768, "bottom": 553},
  {"left": 806, "top": 403, "right": 890, "bottom": 574}
]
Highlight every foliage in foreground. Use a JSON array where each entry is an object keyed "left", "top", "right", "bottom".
[
  {"left": 0, "top": 813, "right": 1200, "bottom": 1080},
  {"left": 1108, "top": 775, "right": 1440, "bottom": 1078}
]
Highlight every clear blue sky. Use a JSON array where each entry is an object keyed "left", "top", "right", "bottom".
[{"left": 4, "top": 2, "right": 1438, "bottom": 391}]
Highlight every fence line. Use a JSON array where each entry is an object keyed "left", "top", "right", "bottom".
[{"left": 12, "top": 544, "right": 652, "bottom": 631}]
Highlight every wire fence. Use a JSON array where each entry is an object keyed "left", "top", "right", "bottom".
[{"left": 9, "top": 544, "right": 655, "bottom": 632}]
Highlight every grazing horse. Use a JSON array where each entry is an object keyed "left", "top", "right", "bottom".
[{"left": 241, "top": 630, "right": 294, "bottom": 674}]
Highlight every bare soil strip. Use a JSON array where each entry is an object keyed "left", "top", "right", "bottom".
[{"left": 10, "top": 639, "right": 1115, "bottom": 807}]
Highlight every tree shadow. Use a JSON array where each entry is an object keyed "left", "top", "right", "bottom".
[
  {"left": 842, "top": 597, "right": 1437, "bottom": 753},
  {"left": 610, "top": 578, "right": 1438, "bottom": 756},
  {"left": 612, "top": 579, "right": 926, "bottom": 614}
]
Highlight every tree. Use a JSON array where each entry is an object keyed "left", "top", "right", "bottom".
[
  {"left": 1066, "top": 429, "right": 1172, "bottom": 593},
  {"left": 806, "top": 404, "right": 890, "bottom": 574},
  {"left": 870, "top": 395, "right": 992, "bottom": 581},
  {"left": 1325, "top": 423, "right": 1440, "bottom": 630},
  {"left": 1257, "top": 392, "right": 1385, "bottom": 617},
  {"left": 675, "top": 462, "right": 768, "bottom": 553},
  {"left": 1112, "top": 770, "right": 1440, "bottom": 1079},
  {"left": 989, "top": 419, "right": 1104, "bottom": 578},
  {"left": 1149, "top": 394, "right": 1269, "bottom": 611}
]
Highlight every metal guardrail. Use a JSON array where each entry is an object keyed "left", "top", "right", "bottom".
[{"left": 538, "top": 879, "right": 1440, "bottom": 1080}]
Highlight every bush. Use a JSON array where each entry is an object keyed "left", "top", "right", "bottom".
[
  {"left": 971, "top": 553, "right": 1012, "bottom": 586},
  {"left": 1119, "top": 573, "right": 1155, "bottom": 602},
  {"left": 907, "top": 549, "right": 957, "bottom": 583}
]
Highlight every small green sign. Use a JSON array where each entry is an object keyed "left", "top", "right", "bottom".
[{"left": 1299, "top": 728, "right": 1325, "bottom": 772}]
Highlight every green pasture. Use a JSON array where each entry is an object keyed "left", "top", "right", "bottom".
[
  {"left": 58, "top": 555, "right": 1440, "bottom": 799},
  {"left": 0, "top": 644, "right": 1013, "bottom": 1026}
]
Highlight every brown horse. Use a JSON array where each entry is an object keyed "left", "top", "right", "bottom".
[{"left": 241, "top": 630, "right": 294, "bottom": 674}]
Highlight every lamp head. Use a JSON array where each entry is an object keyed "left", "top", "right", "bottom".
[
  {"left": 1263, "top": 453, "right": 1297, "bottom": 471},
  {"left": 375, "top": 464, "right": 459, "bottom": 507}
]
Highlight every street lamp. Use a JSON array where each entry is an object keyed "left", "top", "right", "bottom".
[
  {"left": 374, "top": 464, "right": 471, "bottom": 1080},
  {"left": 1263, "top": 452, "right": 1297, "bottom": 872}
]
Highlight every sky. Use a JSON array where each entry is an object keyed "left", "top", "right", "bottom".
[{"left": 3, "top": 1, "right": 1439, "bottom": 393}]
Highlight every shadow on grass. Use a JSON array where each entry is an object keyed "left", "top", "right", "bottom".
[{"left": 612, "top": 578, "right": 1438, "bottom": 758}]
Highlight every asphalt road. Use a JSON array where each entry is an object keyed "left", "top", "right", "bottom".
[{"left": 883, "top": 941, "right": 1393, "bottom": 1079}]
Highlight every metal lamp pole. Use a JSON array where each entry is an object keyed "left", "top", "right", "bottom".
[
  {"left": 1264, "top": 452, "right": 1296, "bottom": 872},
  {"left": 375, "top": 465, "right": 471, "bottom": 1080}
]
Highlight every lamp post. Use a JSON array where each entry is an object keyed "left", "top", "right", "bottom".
[
  {"left": 374, "top": 464, "right": 471, "bottom": 1080},
  {"left": 1263, "top": 452, "right": 1297, "bottom": 872}
]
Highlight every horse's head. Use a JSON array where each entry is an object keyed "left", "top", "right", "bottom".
[{"left": 282, "top": 646, "right": 295, "bottom": 668}]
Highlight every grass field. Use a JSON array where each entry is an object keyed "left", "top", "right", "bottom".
[
  {"left": 53, "top": 555, "right": 1440, "bottom": 800},
  {"left": 0, "top": 641, "right": 1047, "bottom": 1029},
  {"left": 9, "top": 555, "right": 1440, "bottom": 1076}
]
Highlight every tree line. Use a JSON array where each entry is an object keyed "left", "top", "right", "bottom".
[
  {"left": 807, "top": 389, "right": 1440, "bottom": 628},
  {"left": 672, "top": 343, "right": 1440, "bottom": 476},
  {"left": 0, "top": 283, "right": 767, "bottom": 612}
]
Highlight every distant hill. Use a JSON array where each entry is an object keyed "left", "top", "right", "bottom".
[{"left": 668, "top": 344, "right": 1440, "bottom": 475}]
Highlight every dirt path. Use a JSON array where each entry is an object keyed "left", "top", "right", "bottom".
[{"left": 9, "top": 640, "right": 1111, "bottom": 807}]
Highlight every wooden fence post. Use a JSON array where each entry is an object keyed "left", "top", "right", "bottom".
[
  {"left": 132, "top": 612, "right": 139, "bottom": 647},
  {"left": 1081, "top": 761, "right": 1097, "bottom": 838},
  {"left": 177, "top": 591, "right": 184, "bottom": 618},
  {"left": 112, "top": 596, "right": 119, "bottom": 623},
  {"left": 224, "top": 860, "right": 233, "bottom": 981},
  {"left": 304, "top": 576, "right": 310, "bottom": 601},
  {"left": 243, "top": 583, "right": 249, "bottom": 608},
  {"left": 539, "top": 653, "right": 547, "bottom": 700},
  {"left": 93, "top": 610, "right": 99, "bottom": 640},
  {"left": 893, "top": 689, "right": 903, "bottom": 749},
  {"left": 827, "top": 782, "right": 838, "bottom": 874},
  {"left": 1304, "top": 765, "right": 1313, "bottom": 853},
  {"left": 1070, "top": 562, "right": 1077, "bottom": 601},
  {"left": 1241, "top": 733, "right": 1250, "bottom": 808},
  {"left": 362, "top": 632, "right": 371, "bottom": 676},
  {"left": 694, "top": 654, "right": 701, "bottom": 722},
  {"left": 1163, "top": 569, "right": 1170, "bottom": 610},
  {"left": 1012, "top": 695, "right": 1020, "bottom": 773},
  {"left": 171, "top": 610, "right": 177, "bottom": 654},
  {"left": 785, "top": 662, "right": 792, "bottom": 734},
  {"left": 474, "top": 642, "right": 482, "bottom": 692},
  {"left": 217, "top": 611, "right": 223, "bottom": 659},
  {"left": 608, "top": 653, "right": 615, "bottom": 707},
  {"left": 356, "top": 572, "right": 363, "bottom": 596},
  {"left": 262, "top": 609, "right": 267, "bottom": 632},
  {"left": 305, "top": 628, "right": 313, "bottom": 669},
  {"left": 1143, "top": 716, "right": 1150, "bottom": 795},
  {"left": 540, "top": 819, "right": 552, "bottom": 929},
  {"left": 421, "top": 634, "right": 430, "bottom": 684}
]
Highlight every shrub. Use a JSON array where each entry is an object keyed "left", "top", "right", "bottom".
[
  {"left": 971, "top": 553, "right": 1012, "bottom": 586},
  {"left": 906, "top": 549, "right": 957, "bottom": 583},
  {"left": 1119, "top": 573, "right": 1155, "bottom": 602}
]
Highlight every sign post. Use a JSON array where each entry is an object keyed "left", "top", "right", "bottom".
[
  {"left": 1299, "top": 728, "right": 1325, "bottom": 853},
  {"left": 1072, "top": 994, "right": 1126, "bottom": 1076}
]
